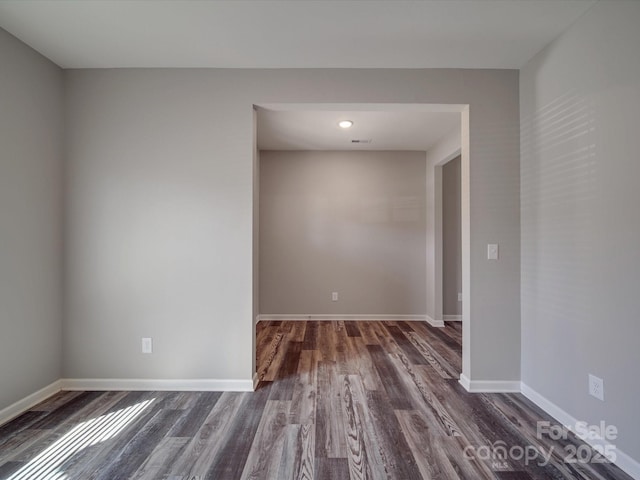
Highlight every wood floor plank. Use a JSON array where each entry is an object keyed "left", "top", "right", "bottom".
[
  {"left": 29, "top": 391, "right": 84, "bottom": 412},
  {"left": 317, "top": 322, "right": 337, "bottom": 362},
  {"left": 358, "top": 321, "right": 381, "bottom": 346},
  {"left": 0, "top": 461, "right": 22, "bottom": 478},
  {"left": 315, "top": 457, "right": 350, "bottom": 480},
  {"left": 0, "top": 429, "right": 47, "bottom": 464},
  {"left": 339, "top": 375, "right": 388, "bottom": 480},
  {"left": 338, "top": 335, "right": 382, "bottom": 391},
  {"left": 424, "top": 323, "right": 462, "bottom": 352},
  {"left": 240, "top": 400, "right": 290, "bottom": 479},
  {"left": 302, "top": 321, "right": 318, "bottom": 350},
  {"left": 165, "top": 391, "right": 248, "bottom": 478},
  {"left": 63, "top": 391, "right": 165, "bottom": 479},
  {"left": 408, "top": 330, "right": 459, "bottom": 378},
  {"left": 344, "top": 321, "right": 362, "bottom": 338},
  {"left": 365, "top": 389, "right": 424, "bottom": 480},
  {"left": 337, "top": 334, "right": 359, "bottom": 376},
  {"left": 269, "top": 341, "right": 302, "bottom": 401},
  {"left": 278, "top": 423, "right": 315, "bottom": 480},
  {"left": 290, "top": 349, "right": 318, "bottom": 425},
  {"left": 339, "top": 375, "right": 374, "bottom": 480},
  {"left": 437, "top": 435, "right": 496, "bottom": 480},
  {"left": 351, "top": 337, "right": 384, "bottom": 391},
  {"left": 0, "top": 411, "right": 48, "bottom": 449},
  {"left": 289, "top": 321, "right": 308, "bottom": 342},
  {"left": 406, "top": 333, "right": 455, "bottom": 379},
  {"left": 2, "top": 390, "right": 130, "bottom": 466},
  {"left": 392, "top": 351, "right": 463, "bottom": 437},
  {"left": 204, "top": 386, "right": 271, "bottom": 480},
  {"left": 384, "top": 324, "right": 430, "bottom": 365},
  {"left": 395, "top": 409, "right": 451, "bottom": 479},
  {"left": 365, "top": 344, "right": 414, "bottom": 410},
  {"left": 167, "top": 392, "right": 221, "bottom": 437},
  {"left": 395, "top": 320, "right": 416, "bottom": 333},
  {"left": 315, "top": 361, "right": 347, "bottom": 459},
  {"left": 368, "top": 321, "right": 396, "bottom": 350},
  {"left": 260, "top": 331, "right": 287, "bottom": 382},
  {"left": 256, "top": 323, "right": 276, "bottom": 365},
  {"left": 94, "top": 408, "right": 184, "bottom": 480},
  {"left": 0, "top": 320, "right": 633, "bottom": 480},
  {"left": 130, "top": 437, "right": 190, "bottom": 480},
  {"left": 411, "top": 323, "right": 462, "bottom": 372},
  {"left": 28, "top": 391, "right": 105, "bottom": 430}
]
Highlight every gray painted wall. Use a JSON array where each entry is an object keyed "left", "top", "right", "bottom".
[
  {"left": 442, "top": 156, "right": 462, "bottom": 316},
  {"left": 521, "top": 0, "right": 640, "bottom": 462},
  {"left": 252, "top": 112, "right": 260, "bottom": 372},
  {"left": 0, "top": 29, "right": 63, "bottom": 410},
  {"left": 425, "top": 129, "right": 461, "bottom": 325},
  {"left": 259, "top": 150, "right": 426, "bottom": 315},
  {"left": 63, "top": 68, "right": 520, "bottom": 383}
]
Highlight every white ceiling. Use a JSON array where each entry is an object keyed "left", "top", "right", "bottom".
[
  {"left": 257, "top": 107, "right": 460, "bottom": 151},
  {"left": 0, "top": 1, "right": 593, "bottom": 153},
  {"left": 0, "top": 0, "right": 596, "bottom": 69}
]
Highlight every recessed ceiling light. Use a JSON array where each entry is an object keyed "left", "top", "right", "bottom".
[{"left": 338, "top": 120, "right": 353, "bottom": 129}]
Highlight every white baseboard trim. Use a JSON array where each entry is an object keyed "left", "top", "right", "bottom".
[
  {"left": 426, "top": 315, "right": 445, "bottom": 327},
  {"left": 521, "top": 383, "right": 640, "bottom": 480},
  {"left": 444, "top": 315, "right": 462, "bottom": 321},
  {"left": 257, "top": 314, "right": 427, "bottom": 322},
  {"left": 0, "top": 380, "right": 62, "bottom": 427},
  {"left": 458, "top": 374, "right": 520, "bottom": 393},
  {"left": 459, "top": 373, "right": 471, "bottom": 391},
  {"left": 60, "top": 378, "right": 255, "bottom": 392}
]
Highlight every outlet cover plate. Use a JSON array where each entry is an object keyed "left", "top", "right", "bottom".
[
  {"left": 589, "top": 374, "right": 604, "bottom": 401},
  {"left": 142, "top": 337, "right": 153, "bottom": 354}
]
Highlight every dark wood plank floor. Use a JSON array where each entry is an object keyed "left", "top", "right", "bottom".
[{"left": 0, "top": 321, "right": 632, "bottom": 479}]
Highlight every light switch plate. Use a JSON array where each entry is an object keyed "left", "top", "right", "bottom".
[{"left": 487, "top": 244, "right": 499, "bottom": 260}]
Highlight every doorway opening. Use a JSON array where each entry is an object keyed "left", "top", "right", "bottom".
[{"left": 251, "top": 103, "right": 471, "bottom": 383}]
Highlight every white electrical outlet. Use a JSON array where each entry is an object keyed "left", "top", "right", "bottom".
[
  {"left": 589, "top": 374, "right": 604, "bottom": 401},
  {"left": 458, "top": 292, "right": 463, "bottom": 302},
  {"left": 141, "top": 337, "right": 153, "bottom": 354},
  {"left": 332, "top": 292, "right": 339, "bottom": 302}
]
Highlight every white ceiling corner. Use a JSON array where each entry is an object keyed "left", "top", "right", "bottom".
[
  {"left": 0, "top": 0, "right": 597, "bottom": 69},
  {"left": 0, "top": 1, "right": 596, "bottom": 152}
]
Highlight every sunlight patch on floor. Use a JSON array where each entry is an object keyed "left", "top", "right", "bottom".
[{"left": 8, "top": 398, "right": 154, "bottom": 480}]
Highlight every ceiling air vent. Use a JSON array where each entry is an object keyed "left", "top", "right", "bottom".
[{"left": 351, "top": 139, "right": 372, "bottom": 144}]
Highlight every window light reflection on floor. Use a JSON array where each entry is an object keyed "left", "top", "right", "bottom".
[{"left": 8, "top": 398, "right": 154, "bottom": 480}]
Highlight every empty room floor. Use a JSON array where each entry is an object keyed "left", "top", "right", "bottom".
[{"left": 0, "top": 321, "right": 631, "bottom": 479}]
